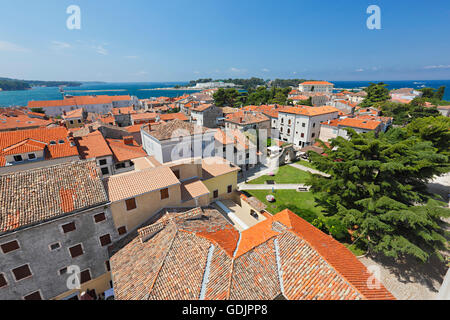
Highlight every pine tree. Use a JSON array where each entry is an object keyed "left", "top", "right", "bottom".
[{"left": 308, "top": 129, "right": 449, "bottom": 262}]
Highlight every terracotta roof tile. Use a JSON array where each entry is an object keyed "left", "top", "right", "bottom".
[
  {"left": 74, "top": 131, "right": 113, "bottom": 159},
  {"left": 103, "top": 166, "right": 180, "bottom": 202},
  {"left": 105, "top": 138, "right": 146, "bottom": 162},
  {"left": 281, "top": 105, "right": 339, "bottom": 117},
  {"left": 0, "top": 160, "right": 108, "bottom": 234}
]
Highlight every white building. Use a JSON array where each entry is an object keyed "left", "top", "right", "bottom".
[
  {"left": 299, "top": 81, "right": 334, "bottom": 94},
  {"left": 141, "top": 120, "right": 216, "bottom": 164},
  {"left": 278, "top": 106, "right": 339, "bottom": 148},
  {"left": 319, "top": 117, "right": 382, "bottom": 142}
]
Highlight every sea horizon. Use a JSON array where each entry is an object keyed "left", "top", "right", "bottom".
[{"left": 1, "top": 79, "right": 450, "bottom": 107}]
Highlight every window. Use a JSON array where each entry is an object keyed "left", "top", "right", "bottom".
[
  {"left": 28, "top": 153, "right": 36, "bottom": 160},
  {"left": 227, "top": 185, "right": 233, "bottom": 194},
  {"left": 80, "top": 270, "right": 91, "bottom": 284},
  {"left": 101, "top": 167, "right": 109, "bottom": 175},
  {"left": 62, "top": 222, "right": 76, "bottom": 233},
  {"left": 1, "top": 240, "right": 20, "bottom": 254},
  {"left": 117, "top": 226, "right": 127, "bottom": 236},
  {"left": 313, "top": 123, "right": 316, "bottom": 128},
  {"left": 77, "top": 119, "right": 82, "bottom": 124},
  {"left": 69, "top": 120, "right": 74, "bottom": 125},
  {"left": 24, "top": 291, "right": 42, "bottom": 300},
  {"left": 94, "top": 212, "right": 106, "bottom": 223},
  {"left": 173, "top": 170, "right": 180, "bottom": 179},
  {"left": 99, "top": 159, "right": 107, "bottom": 166},
  {"left": 302, "top": 123, "right": 306, "bottom": 128},
  {"left": 213, "top": 190, "right": 219, "bottom": 199},
  {"left": 99, "top": 234, "right": 112, "bottom": 247},
  {"left": 0, "top": 274, "right": 7, "bottom": 288},
  {"left": 312, "top": 133, "right": 316, "bottom": 138},
  {"left": 105, "top": 261, "right": 111, "bottom": 272},
  {"left": 50, "top": 141, "right": 57, "bottom": 145},
  {"left": 125, "top": 198, "right": 137, "bottom": 211},
  {"left": 301, "top": 133, "right": 305, "bottom": 138},
  {"left": 69, "top": 244, "right": 84, "bottom": 258},
  {"left": 58, "top": 140, "right": 65, "bottom": 144},
  {"left": 59, "top": 267, "right": 68, "bottom": 275},
  {"left": 115, "top": 163, "right": 126, "bottom": 170},
  {"left": 160, "top": 188, "right": 169, "bottom": 200},
  {"left": 13, "top": 155, "right": 23, "bottom": 162},
  {"left": 12, "top": 264, "right": 32, "bottom": 281},
  {"left": 49, "top": 243, "right": 61, "bottom": 251}
]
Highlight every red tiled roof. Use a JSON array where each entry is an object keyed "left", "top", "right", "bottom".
[
  {"left": 105, "top": 137, "right": 147, "bottom": 162},
  {"left": 322, "top": 117, "right": 381, "bottom": 130},
  {"left": 301, "top": 81, "right": 334, "bottom": 86},
  {"left": 74, "top": 131, "right": 113, "bottom": 159},
  {"left": 0, "top": 127, "right": 79, "bottom": 166},
  {"left": 281, "top": 105, "right": 339, "bottom": 117},
  {"left": 63, "top": 108, "right": 84, "bottom": 119},
  {"left": 110, "top": 208, "right": 395, "bottom": 300},
  {"left": 0, "top": 160, "right": 108, "bottom": 234},
  {"left": 0, "top": 114, "right": 52, "bottom": 131},
  {"left": 158, "top": 113, "right": 189, "bottom": 121},
  {"left": 28, "top": 95, "right": 132, "bottom": 109},
  {"left": 225, "top": 110, "right": 270, "bottom": 125}
]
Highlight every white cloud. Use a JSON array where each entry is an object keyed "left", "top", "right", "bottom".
[
  {"left": 261, "top": 68, "right": 270, "bottom": 72},
  {"left": 355, "top": 68, "right": 365, "bottom": 72},
  {"left": 93, "top": 45, "right": 108, "bottom": 55},
  {"left": 51, "top": 41, "right": 72, "bottom": 50},
  {"left": 0, "top": 40, "right": 29, "bottom": 52},
  {"left": 424, "top": 65, "right": 450, "bottom": 69},
  {"left": 230, "top": 67, "right": 247, "bottom": 73}
]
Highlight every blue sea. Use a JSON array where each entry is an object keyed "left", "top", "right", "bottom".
[{"left": 1, "top": 80, "right": 450, "bottom": 107}]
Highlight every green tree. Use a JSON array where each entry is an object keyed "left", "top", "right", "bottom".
[
  {"left": 30, "top": 108, "right": 45, "bottom": 114},
  {"left": 360, "top": 82, "right": 390, "bottom": 107},
  {"left": 213, "top": 88, "right": 240, "bottom": 107},
  {"left": 308, "top": 130, "right": 449, "bottom": 262}
]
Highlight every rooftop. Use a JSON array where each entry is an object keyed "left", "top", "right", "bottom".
[
  {"left": 0, "top": 127, "right": 79, "bottom": 166},
  {"left": 0, "top": 160, "right": 108, "bottom": 234},
  {"left": 105, "top": 137, "right": 147, "bottom": 162},
  {"left": 143, "top": 119, "right": 210, "bottom": 141},
  {"left": 225, "top": 111, "right": 270, "bottom": 125},
  {"left": 0, "top": 114, "right": 52, "bottom": 131},
  {"left": 300, "top": 81, "right": 334, "bottom": 86},
  {"left": 321, "top": 117, "right": 382, "bottom": 130},
  {"left": 110, "top": 208, "right": 395, "bottom": 300},
  {"left": 28, "top": 95, "right": 132, "bottom": 109},
  {"left": 74, "top": 131, "right": 113, "bottom": 160},
  {"left": 281, "top": 105, "right": 339, "bottom": 117},
  {"left": 158, "top": 113, "right": 189, "bottom": 121},
  {"left": 103, "top": 165, "right": 180, "bottom": 202},
  {"left": 63, "top": 108, "right": 84, "bottom": 119}
]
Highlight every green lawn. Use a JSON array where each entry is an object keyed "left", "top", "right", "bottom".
[
  {"left": 248, "top": 165, "right": 311, "bottom": 185},
  {"left": 245, "top": 189, "right": 324, "bottom": 222},
  {"left": 294, "top": 159, "right": 318, "bottom": 170}
]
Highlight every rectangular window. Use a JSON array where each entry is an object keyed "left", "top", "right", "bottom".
[
  {"left": 12, "top": 264, "right": 32, "bottom": 281},
  {"left": 59, "top": 267, "right": 68, "bottom": 275},
  {"left": 302, "top": 123, "right": 306, "bottom": 128},
  {"left": 13, "top": 155, "right": 23, "bottom": 162},
  {"left": 160, "top": 188, "right": 169, "bottom": 200},
  {"left": 213, "top": 190, "right": 219, "bottom": 199},
  {"left": 1, "top": 240, "right": 20, "bottom": 254},
  {"left": 49, "top": 243, "right": 61, "bottom": 251},
  {"left": 62, "top": 222, "right": 76, "bottom": 234},
  {"left": 24, "top": 291, "right": 42, "bottom": 300},
  {"left": 101, "top": 167, "right": 109, "bottom": 175},
  {"left": 125, "top": 198, "right": 137, "bottom": 211},
  {"left": 105, "top": 261, "right": 111, "bottom": 272},
  {"left": 312, "top": 133, "right": 316, "bottom": 138},
  {"left": 227, "top": 185, "right": 233, "bottom": 194},
  {"left": 99, "top": 159, "right": 107, "bottom": 166},
  {"left": 0, "top": 274, "right": 7, "bottom": 288},
  {"left": 301, "top": 133, "right": 305, "bottom": 138},
  {"left": 99, "top": 234, "right": 112, "bottom": 247},
  {"left": 115, "top": 163, "right": 126, "bottom": 169},
  {"left": 28, "top": 153, "right": 36, "bottom": 160},
  {"left": 69, "top": 244, "right": 84, "bottom": 258},
  {"left": 80, "top": 270, "right": 91, "bottom": 284},
  {"left": 94, "top": 212, "right": 106, "bottom": 223},
  {"left": 117, "top": 226, "right": 127, "bottom": 236}
]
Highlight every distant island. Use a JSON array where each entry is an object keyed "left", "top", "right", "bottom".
[
  {"left": 0, "top": 77, "right": 82, "bottom": 91},
  {"left": 170, "top": 78, "right": 314, "bottom": 91}
]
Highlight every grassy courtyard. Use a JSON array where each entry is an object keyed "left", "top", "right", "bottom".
[
  {"left": 247, "top": 165, "right": 311, "bottom": 185},
  {"left": 294, "top": 159, "right": 319, "bottom": 170}
]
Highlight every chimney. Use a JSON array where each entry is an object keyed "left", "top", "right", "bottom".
[{"left": 123, "top": 136, "right": 134, "bottom": 145}]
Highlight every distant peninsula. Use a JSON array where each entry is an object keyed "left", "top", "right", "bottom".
[{"left": 0, "top": 77, "right": 82, "bottom": 91}]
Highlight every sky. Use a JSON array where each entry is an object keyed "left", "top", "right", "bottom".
[{"left": 0, "top": 0, "right": 449, "bottom": 82}]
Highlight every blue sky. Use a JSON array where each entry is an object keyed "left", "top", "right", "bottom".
[{"left": 1, "top": 0, "right": 449, "bottom": 82}]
